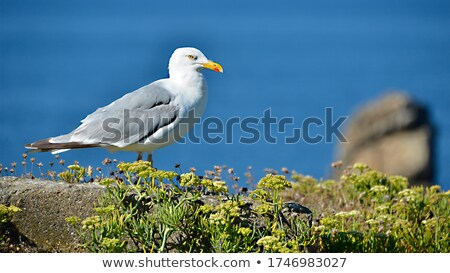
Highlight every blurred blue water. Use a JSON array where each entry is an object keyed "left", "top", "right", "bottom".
[{"left": 1, "top": 0, "right": 449, "bottom": 189}]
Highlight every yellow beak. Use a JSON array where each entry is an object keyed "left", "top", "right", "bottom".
[{"left": 202, "top": 60, "right": 223, "bottom": 73}]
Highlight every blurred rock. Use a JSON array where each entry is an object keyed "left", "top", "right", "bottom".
[{"left": 337, "top": 92, "right": 434, "bottom": 186}]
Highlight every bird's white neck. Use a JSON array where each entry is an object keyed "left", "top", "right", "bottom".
[
  {"left": 168, "top": 69, "right": 208, "bottom": 112},
  {"left": 170, "top": 67, "right": 204, "bottom": 83},
  {"left": 170, "top": 69, "right": 207, "bottom": 94}
]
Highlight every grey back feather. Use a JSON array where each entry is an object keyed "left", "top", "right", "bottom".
[{"left": 51, "top": 82, "right": 180, "bottom": 147}]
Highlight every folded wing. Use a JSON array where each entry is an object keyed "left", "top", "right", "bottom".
[{"left": 26, "top": 81, "right": 181, "bottom": 153}]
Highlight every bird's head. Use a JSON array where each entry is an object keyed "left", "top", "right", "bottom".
[{"left": 168, "top": 47, "right": 223, "bottom": 77}]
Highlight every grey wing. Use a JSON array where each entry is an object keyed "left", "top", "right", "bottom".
[{"left": 50, "top": 82, "right": 180, "bottom": 147}]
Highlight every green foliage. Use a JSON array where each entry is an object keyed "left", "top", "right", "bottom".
[
  {"left": 58, "top": 164, "right": 88, "bottom": 183},
  {"left": 65, "top": 161, "right": 449, "bottom": 253},
  {"left": 289, "top": 163, "right": 450, "bottom": 253},
  {"left": 0, "top": 204, "right": 21, "bottom": 224},
  {"left": 0, "top": 204, "right": 22, "bottom": 247},
  {"left": 251, "top": 174, "right": 295, "bottom": 245}
]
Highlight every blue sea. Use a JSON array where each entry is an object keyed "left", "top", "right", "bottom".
[{"left": 1, "top": 0, "right": 449, "bottom": 189}]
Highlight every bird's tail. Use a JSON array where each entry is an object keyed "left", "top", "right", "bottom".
[{"left": 25, "top": 138, "right": 101, "bottom": 154}]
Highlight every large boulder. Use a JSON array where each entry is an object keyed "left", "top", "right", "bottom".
[
  {"left": 337, "top": 92, "right": 435, "bottom": 186},
  {"left": 0, "top": 177, "right": 104, "bottom": 252}
]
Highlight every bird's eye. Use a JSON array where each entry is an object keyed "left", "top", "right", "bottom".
[{"left": 187, "top": 54, "right": 197, "bottom": 60}]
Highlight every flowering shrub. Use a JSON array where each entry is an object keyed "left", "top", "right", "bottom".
[
  {"left": 288, "top": 163, "right": 449, "bottom": 252},
  {"left": 64, "top": 161, "right": 449, "bottom": 253}
]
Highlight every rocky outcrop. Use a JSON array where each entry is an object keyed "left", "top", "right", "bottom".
[
  {"left": 337, "top": 92, "right": 434, "bottom": 186},
  {"left": 0, "top": 177, "right": 104, "bottom": 252}
]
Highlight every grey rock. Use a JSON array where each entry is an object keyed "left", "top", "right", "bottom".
[
  {"left": 0, "top": 177, "right": 105, "bottom": 252},
  {"left": 337, "top": 92, "right": 434, "bottom": 186}
]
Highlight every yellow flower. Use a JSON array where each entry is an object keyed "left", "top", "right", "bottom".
[
  {"left": 398, "top": 188, "right": 421, "bottom": 202},
  {"left": 100, "top": 238, "right": 126, "bottom": 250},
  {"left": 348, "top": 210, "right": 360, "bottom": 217},
  {"left": 100, "top": 178, "right": 117, "bottom": 187},
  {"left": 0, "top": 204, "right": 22, "bottom": 223},
  {"left": 250, "top": 188, "right": 271, "bottom": 201},
  {"left": 179, "top": 173, "right": 201, "bottom": 187},
  {"left": 375, "top": 203, "right": 391, "bottom": 213},
  {"left": 81, "top": 216, "right": 101, "bottom": 230},
  {"left": 255, "top": 203, "right": 273, "bottom": 215},
  {"left": 150, "top": 170, "right": 178, "bottom": 180},
  {"left": 257, "top": 236, "right": 290, "bottom": 253},
  {"left": 68, "top": 164, "right": 81, "bottom": 171},
  {"left": 65, "top": 216, "right": 81, "bottom": 225},
  {"left": 320, "top": 217, "right": 340, "bottom": 228},
  {"left": 211, "top": 181, "right": 229, "bottom": 194},
  {"left": 198, "top": 204, "right": 213, "bottom": 214},
  {"left": 257, "top": 174, "right": 292, "bottom": 191},
  {"left": 209, "top": 211, "right": 227, "bottom": 225},
  {"left": 58, "top": 171, "right": 73, "bottom": 182},
  {"left": 118, "top": 161, "right": 155, "bottom": 174},
  {"left": 237, "top": 227, "right": 252, "bottom": 237},
  {"left": 215, "top": 200, "right": 242, "bottom": 218},
  {"left": 257, "top": 236, "right": 278, "bottom": 246},
  {"left": 335, "top": 210, "right": 359, "bottom": 218},
  {"left": 370, "top": 185, "right": 388, "bottom": 193},
  {"left": 353, "top": 162, "right": 369, "bottom": 172}
]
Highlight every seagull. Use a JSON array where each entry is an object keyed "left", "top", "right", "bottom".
[{"left": 25, "top": 47, "right": 223, "bottom": 165}]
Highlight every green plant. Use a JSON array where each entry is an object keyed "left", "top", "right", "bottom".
[
  {"left": 0, "top": 204, "right": 22, "bottom": 248},
  {"left": 288, "top": 163, "right": 450, "bottom": 253},
  {"left": 65, "top": 161, "right": 449, "bottom": 253},
  {"left": 58, "top": 164, "right": 88, "bottom": 183},
  {"left": 66, "top": 161, "right": 259, "bottom": 252},
  {"left": 0, "top": 204, "right": 21, "bottom": 224}
]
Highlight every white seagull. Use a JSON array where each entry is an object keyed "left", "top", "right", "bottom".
[{"left": 25, "top": 47, "right": 223, "bottom": 164}]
